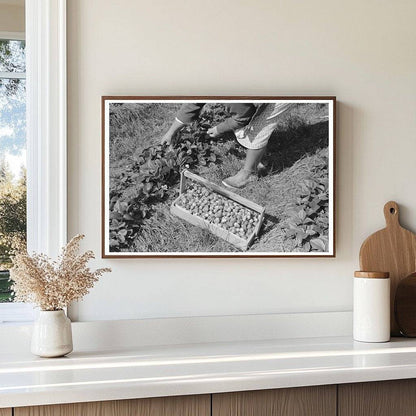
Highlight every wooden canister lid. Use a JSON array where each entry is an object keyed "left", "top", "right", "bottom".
[{"left": 354, "top": 271, "right": 390, "bottom": 279}]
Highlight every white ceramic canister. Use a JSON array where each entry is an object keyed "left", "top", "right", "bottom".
[{"left": 353, "top": 271, "right": 390, "bottom": 342}]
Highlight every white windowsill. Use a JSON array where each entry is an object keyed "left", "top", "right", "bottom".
[{"left": 0, "top": 303, "right": 35, "bottom": 324}]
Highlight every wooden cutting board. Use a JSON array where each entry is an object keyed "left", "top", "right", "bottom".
[
  {"left": 395, "top": 273, "right": 416, "bottom": 337},
  {"left": 359, "top": 201, "right": 416, "bottom": 335}
]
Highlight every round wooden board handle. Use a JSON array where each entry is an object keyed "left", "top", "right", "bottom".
[{"left": 384, "top": 201, "right": 400, "bottom": 228}]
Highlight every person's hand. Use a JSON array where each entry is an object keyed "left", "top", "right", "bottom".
[
  {"left": 207, "top": 126, "right": 220, "bottom": 138},
  {"left": 161, "top": 131, "right": 174, "bottom": 145}
]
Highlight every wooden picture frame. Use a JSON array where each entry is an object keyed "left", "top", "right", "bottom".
[{"left": 102, "top": 96, "right": 336, "bottom": 258}]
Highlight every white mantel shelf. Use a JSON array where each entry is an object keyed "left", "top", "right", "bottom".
[{"left": 2, "top": 335, "right": 416, "bottom": 409}]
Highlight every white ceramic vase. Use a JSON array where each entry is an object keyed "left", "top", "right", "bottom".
[{"left": 31, "top": 310, "right": 73, "bottom": 358}]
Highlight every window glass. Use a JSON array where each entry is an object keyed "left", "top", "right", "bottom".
[
  {"left": 0, "top": 39, "right": 26, "bottom": 303},
  {"left": 0, "top": 39, "right": 26, "bottom": 73}
]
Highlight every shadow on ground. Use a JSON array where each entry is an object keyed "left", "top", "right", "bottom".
[{"left": 265, "top": 120, "right": 329, "bottom": 173}]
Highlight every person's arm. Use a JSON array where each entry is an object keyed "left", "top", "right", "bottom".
[
  {"left": 176, "top": 103, "right": 205, "bottom": 124},
  {"left": 161, "top": 119, "right": 185, "bottom": 145},
  {"left": 161, "top": 103, "right": 205, "bottom": 145},
  {"left": 215, "top": 104, "right": 256, "bottom": 134}
]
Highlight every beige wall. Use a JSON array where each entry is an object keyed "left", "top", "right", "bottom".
[
  {"left": 67, "top": 0, "right": 416, "bottom": 321},
  {"left": 0, "top": 4, "right": 24, "bottom": 33}
]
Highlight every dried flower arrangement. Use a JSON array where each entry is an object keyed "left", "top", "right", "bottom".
[{"left": 10, "top": 234, "right": 111, "bottom": 311}]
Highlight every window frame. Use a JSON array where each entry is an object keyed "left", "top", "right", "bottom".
[
  {"left": 0, "top": 31, "right": 24, "bottom": 41},
  {"left": 0, "top": 0, "right": 67, "bottom": 323}
]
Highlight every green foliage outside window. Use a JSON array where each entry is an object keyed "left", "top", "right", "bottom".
[{"left": 0, "top": 161, "right": 26, "bottom": 302}]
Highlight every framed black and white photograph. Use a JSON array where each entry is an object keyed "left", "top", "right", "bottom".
[{"left": 102, "top": 96, "right": 336, "bottom": 257}]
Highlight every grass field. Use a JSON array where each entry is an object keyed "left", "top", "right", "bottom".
[{"left": 109, "top": 103, "right": 330, "bottom": 253}]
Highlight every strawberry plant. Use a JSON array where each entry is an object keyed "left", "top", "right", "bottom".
[
  {"left": 109, "top": 105, "right": 232, "bottom": 251},
  {"left": 283, "top": 150, "right": 329, "bottom": 252}
]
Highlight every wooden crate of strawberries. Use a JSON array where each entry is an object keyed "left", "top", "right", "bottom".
[{"left": 170, "top": 170, "right": 265, "bottom": 250}]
